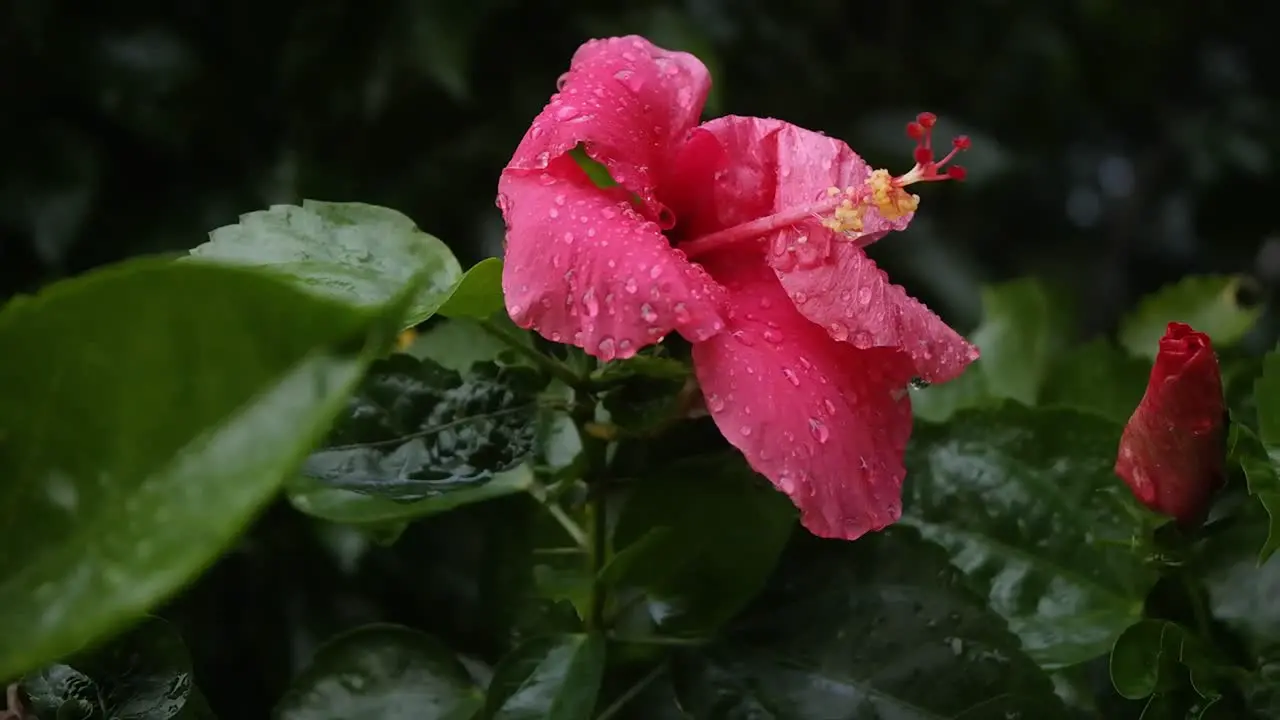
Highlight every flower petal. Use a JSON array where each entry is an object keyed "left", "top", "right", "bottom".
[
  {"left": 675, "top": 115, "right": 977, "bottom": 382},
  {"left": 691, "top": 253, "right": 916, "bottom": 541},
  {"left": 506, "top": 36, "right": 710, "bottom": 222},
  {"left": 498, "top": 158, "right": 726, "bottom": 360}
]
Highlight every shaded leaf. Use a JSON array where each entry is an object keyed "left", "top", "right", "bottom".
[
  {"left": 1247, "top": 351, "right": 1280, "bottom": 562},
  {"left": 598, "top": 355, "right": 691, "bottom": 435},
  {"left": 190, "top": 200, "right": 462, "bottom": 327},
  {"left": 610, "top": 454, "right": 795, "bottom": 637},
  {"left": 1109, "top": 620, "right": 1223, "bottom": 701},
  {"left": 909, "top": 368, "right": 991, "bottom": 423},
  {"left": 1040, "top": 338, "right": 1151, "bottom": 424},
  {"left": 1227, "top": 422, "right": 1280, "bottom": 564},
  {"left": 902, "top": 404, "right": 1160, "bottom": 669},
  {"left": 274, "top": 624, "right": 483, "bottom": 720},
  {"left": 0, "top": 258, "right": 402, "bottom": 683},
  {"left": 482, "top": 634, "right": 606, "bottom": 720},
  {"left": 671, "top": 528, "right": 1069, "bottom": 719},
  {"left": 20, "top": 664, "right": 99, "bottom": 720},
  {"left": 302, "top": 355, "right": 545, "bottom": 501},
  {"left": 439, "top": 258, "right": 505, "bottom": 320},
  {"left": 1202, "top": 502, "right": 1280, "bottom": 667},
  {"left": 407, "top": 318, "right": 514, "bottom": 372},
  {"left": 1119, "top": 275, "right": 1261, "bottom": 359}
]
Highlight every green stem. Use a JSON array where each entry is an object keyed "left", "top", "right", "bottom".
[
  {"left": 594, "top": 664, "right": 666, "bottom": 720},
  {"left": 577, "top": 402, "right": 611, "bottom": 633},
  {"left": 542, "top": 500, "right": 590, "bottom": 550},
  {"left": 478, "top": 319, "right": 583, "bottom": 388}
]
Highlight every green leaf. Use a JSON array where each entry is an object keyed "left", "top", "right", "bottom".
[
  {"left": 671, "top": 528, "right": 1069, "bottom": 719},
  {"left": 301, "top": 354, "right": 546, "bottom": 501},
  {"left": 20, "top": 664, "right": 99, "bottom": 720},
  {"left": 902, "top": 404, "right": 1160, "bottom": 669},
  {"left": 1248, "top": 351, "right": 1280, "bottom": 562},
  {"left": 597, "top": 354, "right": 691, "bottom": 436},
  {"left": 1119, "top": 275, "right": 1261, "bottom": 359},
  {"left": 439, "top": 258, "right": 505, "bottom": 320},
  {"left": 1202, "top": 502, "right": 1280, "bottom": 667},
  {"left": 1227, "top": 422, "right": 1280, "bottom": 564},
  {"left": 406, "top": 318, "right": 516, "bottom": 372},
  {"left": 1109, "top": 620, "right": 1222, "bottom": 700},
  {"left": 909, "top": 277, "right": 1071, "bottom": 421},
  {"left": 0, "top": 258, "right": 401, "bottom": 683},
  {"left": 21, "top": 617, "right": 197, "bottom": 720},
  {"left": 287, "top": 464, "right": 535, "bottom": 525},
  {"left": 190, "top": 200, "right": 463, "bottom": 328},
  {"left": 609, "top": 454, "right": 795, "bottom": 637},
  {"left": 1040, "top": 338, "right": 1151, "bottom": 424},
  {"left": 482, "top": 634, "right": 606, "bottom": 720},
  {"left": 970, "top": 277, "right": 1072, "bottom": 405},
  {"left": 275, "top": 624, "right": 484, "bottom": 720}
]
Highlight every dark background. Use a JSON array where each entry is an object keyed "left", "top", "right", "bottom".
[{"left": 3, "top": 0, "right": 1275, "bottom": 716}]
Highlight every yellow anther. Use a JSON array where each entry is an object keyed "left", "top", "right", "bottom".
[{"left": 866, "top": 169, "right": 920, "bottom": 220}]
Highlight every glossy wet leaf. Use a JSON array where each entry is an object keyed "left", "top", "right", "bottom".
[
  {"left": 301, "top": 354, "right": 545, "bottom": 501},
  {"left": 902, "top": 404, "right": 1159, "bottom": 669},
  {"left": 609, "top": 454, "right": 795, "bottom": 637},
  {"left": 482, "top": 634, "right": 606, "bottom": 720},
  {"left": 287, "top": 464, "right": 534, "bottom": 525},
  {"left": 1118, "top": 275, "right": 1261, "bottom": 359},
  {"left": 1040, "top": 338, "right": 1151, "bottom": 424},
  {"left": 21, "top": 617, "right": 196, "bottom": 720},
  {"left": 275, "top": 624, "right": 483, "bottom": 720},
  {"left": 1247, "top": 351, "right": 1280, "bottom": 562},
  {"left": 1109, "top": 620, "right": 1222, "bottom": 701},
  {"left": 969, "top": 277, "right": 1072, "bottom": 405},
  {"left": 1227, "top": 422, "right": 1280, "bottom": 564},
  {"left": 1202, "top": 502, "right": 1280, "bottom": 667},
  {"left": 439, "top": 257, "right": 505, "bottom": 320},
  {"left": 0, "top": 258, "right": 401, "bottom": 683},
  {"left": 190, "top": 200, "right": 462, "bottom": 327},
  {"left": 671, "top": 528, "right": 1069, "bottom": 719}
]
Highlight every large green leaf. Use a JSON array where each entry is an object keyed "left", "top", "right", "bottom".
[
  {"left": 1247, "top": 351, "right": 1280, "bottom": 562},
  {"left": 902, "top": 404, "right": 1160, "bottom": 669},
  {"left": 671, "top": 529, "right": 1069, "bottom": 719},
  {"left": 287, "top": 465, "right": 535, "bottom": 525},
  {"left": 608, "top": 454, "right": 795, "bottom": 638},
  {"left": 190, "top": 200, "right": 462, "bottom": 327},
  {"left": 1227, "top": 422, "right": 1280, "bottom": 564},
  {"left": 1202, "top": 502, "right": 1280, "bottom": 667},
  {"left": 300, "top": 354, "right": 545, "bottom": 501},
  {"left": 1039, "top": 338, "right": 1151, "bottom": 424},
  {"left": 1118, "top": 275, "right": 1261, "bottom": 359},
  {"left": 274, "top": 624, "right": 483, "bottom": 720},
  {"left": 481, "top": 634, "right": 606, "bottom": 720},
  {"left": 0, "top": 258, "right": 401, "bottom": 683}
]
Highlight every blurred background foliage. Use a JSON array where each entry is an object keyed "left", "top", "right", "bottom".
[{"left": 2, "top": 0, "right": 1276, "bottom": 717}]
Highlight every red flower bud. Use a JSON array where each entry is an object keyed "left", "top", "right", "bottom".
[{"left": 1115, "top": 322, "right": 1225, "bottom": 525}]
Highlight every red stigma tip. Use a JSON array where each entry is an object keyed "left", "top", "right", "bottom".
[{"left": 898, "top": 112, "right": 973, "bottom": 184}]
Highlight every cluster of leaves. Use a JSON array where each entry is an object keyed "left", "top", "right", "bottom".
[{"left": 2, "top": 200, "right": 1279, "bottom": 719}]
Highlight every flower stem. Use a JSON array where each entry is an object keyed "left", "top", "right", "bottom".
[
  {"left": 478, "top": 318, "right": 584, "bottom": 388},
  {"left": 576, "top": 402, "right": 611, "bottom": 633}
]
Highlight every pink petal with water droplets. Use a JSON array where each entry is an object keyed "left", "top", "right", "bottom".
[
  {"left": 506, "top": 36, "right": 710, "bottom": 223},
  {"left": 498, "top": 158, "right": 726, "bottom": 361},
  {"left": 680, "top": 115, "right": 976, "bottom": 383},
  {"left": 691, "top": 253, "right": 916, "bottom": 541}
]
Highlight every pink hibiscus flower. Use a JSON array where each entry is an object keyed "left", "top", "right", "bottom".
[{"left": 496, "top": 36, "right": 979, "bottom": 540}]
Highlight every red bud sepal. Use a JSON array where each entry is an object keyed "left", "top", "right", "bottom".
[{"left": 1115, "top": 322, "right": 1226, "bottom": 528}]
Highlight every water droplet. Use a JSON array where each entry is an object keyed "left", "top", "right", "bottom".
[
  {"left": 707, "top": 393, "right": 726, "bottom": 412},
  {"left": 759, "top": 297, "right": 773, "bottom": 309},
  {"left": 809, "top": 417, "right": 830, "bottom": 444},
  {"left": 548, "top": 208, "right": 559, "bottom": 218},
  {"left": 782, "top": 367, "right": 800, "bottom": 386},
  {"left": 624, "top": 277, "right": 638, "bottom": 294},
  {"left": 791, "top": 291, "right": 808, "bottom": 304},
  {"left": 763, "top": 329, "right": 783, "bottom": 344},
  {"left": 561, "top": 231, "right": 575, "bottom": 244},
  {"left": 857, "top": 286, "right": 873, "bottom": 306},
  {"left": 854, "top": 330, "right": 874, "bottom": 346},
  {"left": 556, "top": 72, "right": 570, "bottom": 91},
  {"left": 597, "top": 337, "right": 617, "bottom": 360},
  {"left": 554, "top": 194, "right": 566, "bottom": 206},
  {"left": 823, "top": 398, "right": 837, "bottom": 415},
  {"left": 640, "top": 303, "right": 658, "bottom": 323},
  {"left": 649, "top": 265, "right": 663, "bottom": 279},
  {"left": 555, "top": 105, "right": 580, "bottom": 121},
  {"left": 828, "top": 321, "right": 849, "bottom": 342},
  {"left": 600, "top": 207, "right": 617, "bottom": 219},
  {"left": 673, "top": 302, "right": 689, "bottom": 321},
  {"left": 583, "top": 288, "right": 600, "bottom": 317},
  {"left": 777, "top": 472, "right": 799, "bottom": 494}
]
